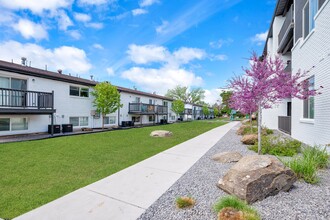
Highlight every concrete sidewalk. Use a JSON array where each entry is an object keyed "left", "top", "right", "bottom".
[{"left": 15, "top": 122, "right": 239, "bottom": 220}]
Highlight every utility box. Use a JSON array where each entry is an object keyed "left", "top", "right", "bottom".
[
  {"left": 62, "top": 124, "right": 73, "bottom": 133},
  {"left": 48, "top": 125, "right": 61, "bottom": 134}
]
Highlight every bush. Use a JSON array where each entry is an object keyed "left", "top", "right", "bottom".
[
  {"left": 238, "top": 125, "right": 273, "bottom": 136},
  {"left": 286, "top": 146, "right": 329, "bottom": 184},
  {"left": 214, "top": 196, "right": 260, "bottom": 220},
  {"left": 249, "top": 136, "right": 301, "bottom": 157},
  {"left": 176, "top": 196, "right": 195, "bottom": 209}
]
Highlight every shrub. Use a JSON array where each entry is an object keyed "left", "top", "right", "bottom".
[
  {"left": 214, "top": 196, "right": 260, "bottom": 220},
  {"left": 238, "top": 125, "right": 273, "bottom": 136},
  {"left": 249, "top": 136, "right": 301, "bottom": 157},
  {"left": 286, "top": 146, "right": 329, "bottom": 184},
  {"left": 176, "top": 196, "right": 195, "bottom": 209}
]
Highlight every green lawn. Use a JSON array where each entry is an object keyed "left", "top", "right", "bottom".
[{"left": 0, "top": 120, "right": 226, "bottom": 219}]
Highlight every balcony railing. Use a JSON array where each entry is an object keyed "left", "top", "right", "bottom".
[
  {"left": 128, "top": 103, "right": 168, "bottom": 115},
  {"left": 278, "top": 4, "right": 294, "bottom": 54},
  {"left": 0, "top": 88, "right": 54, "bottom": 112},
  {"left": 278, "top": 116, "right": 291, "bottom": 135}
]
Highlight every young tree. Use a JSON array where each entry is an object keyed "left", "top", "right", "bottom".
[
  {"left": 91, "top": 82, "right": 122, "bottom": 129},
  {"left": 202, "top": 105, "right": 210, "bottom": 118},
  {"left": 220, "top": 91, "right": 233, "bottom": 115},
  {"left": 171, "top": 100, "right": 185, "bottom": 120},
  {"left": 214, "top": 107, "right": 219, "bottom": 117},
  {"left": 166, "top": 86, "right": 205, "bottom": 105},
  {"left": 229, "top": 53, "right": 320, "bottom": 154}
]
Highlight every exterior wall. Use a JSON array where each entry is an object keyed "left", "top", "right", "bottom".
[
  {"left": 118, "top": 91, "right": 174, "bottom": 125},
  {"left": 183, "top": 103, "right": 193, "bottom": 121},
  {"left": 291, "top": 0, "right": 330, "bottom": 145}
]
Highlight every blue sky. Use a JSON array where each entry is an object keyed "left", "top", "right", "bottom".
[{"left": 0, "top": 0, "right": 276, "bottom": 104}]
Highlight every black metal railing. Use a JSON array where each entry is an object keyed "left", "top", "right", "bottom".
[
  {"left": 278, "top": 116, "right": 291, "bottom": 134},
  {"left": 0, "top": 88, "right": 54, "bottom": 109},
  {"left": 128, "top": 103, "right": 168, "bottom": 114},
  {"left": 278, "top": 4, "right": 294, "bottom": 50}
]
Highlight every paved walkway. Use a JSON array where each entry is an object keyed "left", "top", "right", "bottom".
[{"left": 14, "top": 122, "right": 239, "bottom": 220}]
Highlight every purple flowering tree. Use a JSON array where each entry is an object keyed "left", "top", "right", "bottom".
[{"left": 229, "top": 53, "right": 320, "bottom": 154}]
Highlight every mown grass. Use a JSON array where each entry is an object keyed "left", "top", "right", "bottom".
[
  {"left": 0, "top": 120, "right": 226, "bottom": 219},
  {"left": 214, "top": 196, "right": 260, "bottom": 220}
]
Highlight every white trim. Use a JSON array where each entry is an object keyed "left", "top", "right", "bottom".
[
  {"left": 292, "top": 38, "right": 302, "bottom": 51},
  {"left": 315, "top": 0, "right": 330, "bottom": 20},
  {"left": 299, "top": 118, "right": 315, "bottom": 124},
  {"left": 300, "top": 29, "right": 315, "bottom": 48}
]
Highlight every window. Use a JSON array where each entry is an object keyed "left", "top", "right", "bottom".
[
  {"left": 69, "top": 117, "right": 79, "bottom": 126},
  {"left": 135, "top": 97, "right": 140, "bottom": 103},
  {"left": 303, "top": 76, "right": 315, "bottom": 119},
  {"left": 103, "top": 116, "right": 115, "bottom": 124},
  {"left": 132, "top": 116, "right": 140, "bottom": 122},
  {"left": 149, "top": 99, "right": 153, "bottom": 104},
  {"left": 0, "top": 76, "right": 10, "bottom": 88},
  {"left": 70, "top": 86, "right": 79, "bottom": 96},
  {"left": 149, "top": 115, "right": 155, "bottom": 122},
  {"left": 109, "top": 116, "right": 116, "bottom": 124},
  {"left": 80, "top": 117, "right": 89, "bottom": 126},
  {"left": 319, "top": 0, "right": 325, "bottom": 9},
  {"left": 11, "top": 118, "right": 28, "bottom": 131},
  {"left": 0, "top": 118, "right": 28, "bottom": 131},
  {"left": 103, "top": 117, "right": 110, "bottom": 124},
  {"left": 70, "top": 86, "right": 89, "bottom": 97},
  {"left": 0, "top": 118, "right": 10, "bottom": 131},
  {"left": 303, "top": 0, "right": 319, "bottom": 38}
]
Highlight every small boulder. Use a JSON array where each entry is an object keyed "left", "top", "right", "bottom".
[
  {"left": 212, "top": 152, "right": 243, "bottom": 163},
  {"left": 217, "top": 155, "right": 297, "bottom": 204},
  {"left": 150, "top": 130, "right": 172, "bottom": 137},
  {"left": 241, "top": 134, "right": 258, "bottom": 145},
  {"left": 236, "top": 125, "right": 248, "bottom": 135}
]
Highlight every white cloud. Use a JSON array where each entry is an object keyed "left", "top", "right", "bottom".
[
  {"left": 106, "top": 67, "right": 115, "bottom": 76},
  {"left": 173, "top": 47, "right": 206, "bottom": 64},
  {"left": 57, "top": 10, "right": 73, "bottom": 31},
  {"left": 122, "top": 44, "right": 206, "bottom": 94},
  {"left": 132, "top": 8, "right": 148, "bottom": 16},
  {"left": 0, "top": 0, "right": 73, "bottom": 14},
  {"left": 156, "top": 20, "right": 169, "bottom": 34},
  {"left": 127, "top": 44, "right": 168, "bottom": 64},
  {"left": 14, "top": 19, "right": 48, "bottom": 40},
  {"left": 139, "top": 0, "right": 159, "bottom": 7},
  {"left": 74, "top": 13, "right": 91, "bottom": 22},
  {"left": 78, "top": 0, "right": 114, "bottom": 6},
  {"left": 210, "top": 54, "right": 228, "bottom": 61},
  {"left": 122, "top": 67, "right": 203, "bottom": 94},
  {"left": 204, "top": 88, "right": 222, "bottom": 105},
  {"left": 252, "top": 31, "right": 268, "bottom": 45},
  {"left": 0, "top": 40, "right": 91, "bottom": 74},
  {"left": 68, "top": 30, "right": 81, "bottom": 39},
  {"left": 85, "top": 22, "right": 103, "bottom": 29},
  {"left": 209, "top": 38, "right": 233, "bottom": 49},
  {"left": 93, "top": 44, "right": 104, "bottom": 50}
]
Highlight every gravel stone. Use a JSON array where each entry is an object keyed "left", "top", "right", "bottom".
[{"left": 137, "top": 125, "right": 330, "bottom": 220}]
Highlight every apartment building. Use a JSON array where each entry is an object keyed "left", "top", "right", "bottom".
[
  {"left": 0, "top": 59, "right": 175, "bottom": 136},
  {"left": 263, "top": 0, "right": 330, "bottom": 145}
]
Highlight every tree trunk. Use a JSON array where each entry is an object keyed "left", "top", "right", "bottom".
[
  {"left": 257, "top": 104, "right": 262, "bottom": 155},
  {"left": 249, "top": 110, "right": 253, "bottom": 133},
  {"left": 102, "top": 113, "right": 105, "bottom": 130}
]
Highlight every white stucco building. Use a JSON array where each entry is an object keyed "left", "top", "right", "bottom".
[
  {"left": 0, "top": 59, "right": 176, "bottom": 136},
  {"left": 263, "top": 0, "right": 330, "bottom": 145}
]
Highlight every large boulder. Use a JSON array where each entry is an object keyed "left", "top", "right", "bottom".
[
  {"left": 217, "top": 155, "right": 297, "bottom": 204},
  {"left": 236, "top": 125, "right": 248, "bottom": 135},
  {"left": 212, "top": 152, "right": 243, "bottom": 163},
  {"left": 150, "top": 130, "right": 172, "bottom": 137},
  {"left": 241, "top": 134, "right": 258, "bottom": 145}
]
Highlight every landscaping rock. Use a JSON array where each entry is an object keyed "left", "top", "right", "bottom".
[
  {"left": 212, "top": 152, "right": 242, "bottom": 163},
  {"left": 218, "top": 207, "right": 244, "bottom": 220},
  {"left": 241, "top": 134, "right": 258, "bottom": 145},
  {"left": 236, "top": 125, "right": 248, "bottom": 135},
  {"left": 217, "top": 155, "right": 297, "bottom": 204},
  {"left": 150, "top": 130, "right": 172, "bottom": 137}
]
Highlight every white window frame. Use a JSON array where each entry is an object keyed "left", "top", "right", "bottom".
[
  {"left": 70, "top": 86, "right": 89, "bottom": 98},
  {"left": 303, "top": 0, "right": 319, "bottom": 39},
  {"left": 69, "top": 116, "right": 89, "bottom": 126},
  {"left": 0, "top": 117, "right": 28, "bottom": 132}
]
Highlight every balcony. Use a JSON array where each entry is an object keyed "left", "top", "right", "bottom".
[
  {"left": 0, "top": 88, "right": 55, "bottom": 114},
  {"left": 278, "top": 116, "right": 291, "bottom": 134},
  {"left": 128, "top": 103, "right": 168, "bottom": 115},
  {"left": 184, "top": 108, "right": 192, "bottom": 115},
  {"left": 278, "top": 4, "right": 294, "bottom": 54}
]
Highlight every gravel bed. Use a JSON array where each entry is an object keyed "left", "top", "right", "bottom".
[{"left": 137, "top": 124, "right": 330, "bottom": 220}]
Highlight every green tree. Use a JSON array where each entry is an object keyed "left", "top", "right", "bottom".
[
  {"left": 91, "top": 82, "right": 122, "bottom": 129},
  {"left": 171, "top": 100, "right": 185, "bottom": 120},
  {"left": 214, "top": 107, "right": 219, "bottom": 117},
  {"left": 220, "top": 91, "right": 233, "bottom": 115},
  {"left": 202, "top": 105, "right": 210, "bottom": 118},
  {"left": 166, "top": 85, "right": 205, "bottom": 104}
]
